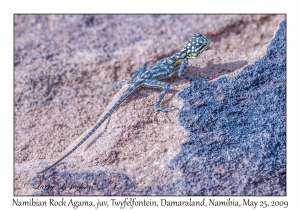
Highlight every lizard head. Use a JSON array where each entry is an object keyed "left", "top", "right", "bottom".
[{"left": 182, "top": 33, "right": 210, "bottom": 59}]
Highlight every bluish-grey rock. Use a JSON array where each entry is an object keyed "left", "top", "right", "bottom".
[{"left": 172, "top": 19, "right": 286, "bottom": 195}]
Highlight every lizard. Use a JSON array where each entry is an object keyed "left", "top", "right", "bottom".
[{"left": 37, "top": 32, "right": 210, "bottom": 174}]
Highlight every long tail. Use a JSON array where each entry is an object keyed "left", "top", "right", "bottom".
[{"left": 37, "top": 83, "right": 141, "bottom": 173}]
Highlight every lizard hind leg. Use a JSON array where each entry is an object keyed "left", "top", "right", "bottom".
[{"left": 143, "top": 79, "right": 176, "bottom": 122}]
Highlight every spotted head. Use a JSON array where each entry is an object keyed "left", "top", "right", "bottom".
[{"left": 181, "top": 33, "right": 210, "bottom": 58}]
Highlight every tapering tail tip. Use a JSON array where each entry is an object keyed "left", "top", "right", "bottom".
[{"left": 37, "top": 166, "right": 52, "bottom": 174}]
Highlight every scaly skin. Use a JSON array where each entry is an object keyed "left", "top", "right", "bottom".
[{"left": 37, "top": 33, "right": 210, "bottom": 174}]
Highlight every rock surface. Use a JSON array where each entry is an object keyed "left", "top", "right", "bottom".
[{"left": 14, "top": 15, "right": 285, "bottom": 195}]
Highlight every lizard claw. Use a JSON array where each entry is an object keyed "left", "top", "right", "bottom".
[
  {"left": 154, "top": 110, "right": 171, "bottom": 122},
  {"left": 154, "top": 106, "right": 177, "bottom": 122},
  {"left": 163, "top": 111, "right": 171, "bottom": 122},
  {"left": 113, "top": 82, "right": 120, "bottom": 90}
]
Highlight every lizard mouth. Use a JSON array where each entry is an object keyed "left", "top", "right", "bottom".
[
  {"left": 198, "top": 38, "right": 210, "bottom": 55},
  {"left": 189, "top": 38, "right": 210, "bottom": 58}
]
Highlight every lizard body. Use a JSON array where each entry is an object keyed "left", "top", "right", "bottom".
[{"left": 38, "top": 32, "right": 210, "bottom": 173}]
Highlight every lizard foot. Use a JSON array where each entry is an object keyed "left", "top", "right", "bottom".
[
  {"left": 154, "top": 106, "right": 177, "bottom": 122},
  {"left": 113, "top": 79, "right": 130, "bottom": 90},
  {"left": 187, "top": 78, "right": 195, "bottom": 83},
  {"left": 202, "top": 76, "right": 210, "bottom": 81}
]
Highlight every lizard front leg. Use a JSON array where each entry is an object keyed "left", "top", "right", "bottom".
[{"left": 178, "top": 58, "right": 193, "bottom": 82}]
